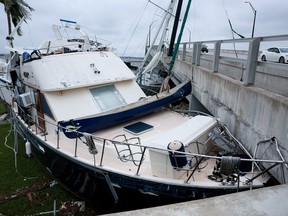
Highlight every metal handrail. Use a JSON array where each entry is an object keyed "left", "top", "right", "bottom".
[{"left": 13, "top": 107, "right": 288, "bottom": 184}]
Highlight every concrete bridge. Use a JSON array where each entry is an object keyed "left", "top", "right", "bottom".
[{"left": 162, "top": 35, "right": 288, "bottom": 183}]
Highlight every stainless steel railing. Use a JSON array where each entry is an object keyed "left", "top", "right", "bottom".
[{"left": 13, "top": 106, "right": 288, "bottom": 185}]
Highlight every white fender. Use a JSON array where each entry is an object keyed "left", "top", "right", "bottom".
[{"left": 25, "top": 141, "right": 32, "bottom": 156}]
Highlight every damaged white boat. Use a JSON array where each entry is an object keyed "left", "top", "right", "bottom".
[{"left": 1, "top": 19, "right": 286, "bottom": 205}]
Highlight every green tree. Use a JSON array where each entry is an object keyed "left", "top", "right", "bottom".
[{"left": 0, "top": 0, "right": 34, "bottom": 37}]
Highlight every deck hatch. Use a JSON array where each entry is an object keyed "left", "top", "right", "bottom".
[{"left": 123, "top": 121, "right": 154, "bottom": 135}]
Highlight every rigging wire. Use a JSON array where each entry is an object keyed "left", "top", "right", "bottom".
[
  {"left": 25, "top": 22, "right": 35, "bottom": 48},
  {"left": 148, "top": 0, "right": 175, "bottom": 17},
  {"left": 129, "top": 3, "right": 158, "bottom": 57},
  {"left": 130, "top": 35, "right": 147, "bottom": 57},
  {"left": 121, "top": 1, "right": 149, "bottom": 56},
  {"left": 119, "top": 4, "right": 144, "bottom": 55}
]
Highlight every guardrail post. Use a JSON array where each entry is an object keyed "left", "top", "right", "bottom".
[
  {"left": 243, "top": 37, "right": 261, "bottom": 86},
  {"left": 193, "top": 43, "right": 201, "bottom": 66},
  {"left": 213, "top": 41, "right": 221, "bottom": 73},
  {"left": 191, "top": 43, "right": 197, "bottom": 65},
  {"left": 182, "top": 43, "right": 187, "bottom": 61}
]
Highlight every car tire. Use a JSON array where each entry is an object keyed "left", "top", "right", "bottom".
[
  {"left": 261, "top": 55, "right": 266, "bottom": 61},
  {"left": 279, "top": 57, "right": 285, "bottom": 63}
]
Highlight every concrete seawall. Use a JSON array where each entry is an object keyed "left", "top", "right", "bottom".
[
  {"left": 108, "top": 184, "right": 288, "bottom": 216},
  {"left": 172, "top": 59, "right": 288, "bottom": 183}
]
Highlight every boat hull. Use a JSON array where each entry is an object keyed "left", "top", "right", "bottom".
[
  {"left": 15, "top": 115, "right": 262, "bottom": 206},
  {"left": 0, "top": 77, "right": 13, "bottom": 105}
]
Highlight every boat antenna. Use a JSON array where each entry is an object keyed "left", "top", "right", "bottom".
[
  {"left": 168, "top": 0, "right": 183, "bottom": 57},
  {"left": 60, "top": 19, "right": 77, "bottom": 25},
  {"left": 168, "top": 0, "right": 192, "bottom": 75}
]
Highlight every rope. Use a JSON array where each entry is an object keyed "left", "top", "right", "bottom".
[
  {"left": 219, "top": 156, "right": 240, "bottom": 176},
  {"left": 83, "top": 132, "right": 98, "bottom": 155},
  {"left": 159, "top": 76, "right": 170, "bottom": 93},
  {"left": 3, "top": 119, "right": 38, "bottom": 180}
]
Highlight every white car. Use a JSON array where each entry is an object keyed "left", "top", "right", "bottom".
[{"left": 260, "top": 47, "right": 288, "bottom": 63}]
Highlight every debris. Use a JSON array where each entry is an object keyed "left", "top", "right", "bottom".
[
  {"left": 50, "top": 180, "right": 58, "bottom": 187},
  {"left": 0, "top": 181, "right": 50, "bottom": 204},
  {"left": 27, "top": 192, "right": 33, "bottom": 202},
  {"left": 59, "top": 201, "right": 85, "bottom": 215},
  {"left": 0, "top": 113, "right": 8, "bottom": 121}
]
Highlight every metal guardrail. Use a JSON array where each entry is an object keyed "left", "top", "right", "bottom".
[{"left": 170, "top": 35, "right": 288, "bottom": 97}]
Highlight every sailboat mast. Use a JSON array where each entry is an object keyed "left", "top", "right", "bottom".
[
  {"left": 138, "top": 0, "right": 176, "bottom": 73},
  {"left": 168, "top": 0, "right": 192, "bottom": 75},
  {"left": 168, "top": 0, "right": 183, "bottom": 57}
]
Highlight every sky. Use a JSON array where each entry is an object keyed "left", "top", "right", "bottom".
[{"left": 1, "top": 0, "right": 288, "bottom": 57}]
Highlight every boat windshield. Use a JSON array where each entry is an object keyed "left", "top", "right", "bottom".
[{"left": 90, "top": 85, "right": 126, "bottom": 111}]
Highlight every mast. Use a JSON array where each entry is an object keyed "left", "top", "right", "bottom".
[
  {"left": 139, "top": 0, "right": 175, "bottom": 69},
  {"left": 137, "top": 0, "right": 176, "bottom": 81},
  {"left": 168, "top": 0, "right": 183, "bottom": 57},
  {"left": 168, "top": 0, "right": 192, "bottom": 75}
]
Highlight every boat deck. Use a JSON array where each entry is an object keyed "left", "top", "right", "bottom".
[{"left": 28, "top": 109, "right": 270, "bottom": 189}]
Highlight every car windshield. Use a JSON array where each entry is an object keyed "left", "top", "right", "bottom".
[{"left": 279, "top": 48, "right": 288, "bottom": 53}]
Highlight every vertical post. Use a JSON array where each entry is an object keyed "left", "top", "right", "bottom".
[
  {"left": 168, "top": 0, "right": 192, "bottom": 75},
  {"left": 192, "top": 43, "right": 197, "bottom": 65},
  {"left": 168, "top": 0, "right": 183, "bottom": 56},
  {"left": 182, "top": 43, "right": 187, "bottom": 61},
  {"left": 213, "top": 41, "right": 221, "bottom": 73},
  {"left": 53, "top": 200, "right": 56, "bottom": 216},
  {"left": 13, "top": 121, "right": 19, "bottom": 153},
  {"left": 195, "top": 43, "right": 201, "bottom": 66},
  {"left": 44, "top": 127, "right": 47, "bottom": 141},
  {"left": 100, "top": 139, "right": 106, "bottom": 167},
  {"left": 57, "top": 125, "right": 60, "bottom": 149},
  {"left": 74, "top": 134, "right": 78, "bottom": 157},
  {"left": 35, "top": 116, "right": 38, "bottom": 134},
  {"left": 252, "top": 10, "right": 257, "bottom": 38},
  {"left": 243, "top": 37, "right": 261, "bottom": 86},
  {"left": 136, "top": 147, "right": 146, "bottom": 176}
]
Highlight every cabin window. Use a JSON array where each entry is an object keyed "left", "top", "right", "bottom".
[{"left": 90, "top": 85, "right": 126, "bottom": 111}]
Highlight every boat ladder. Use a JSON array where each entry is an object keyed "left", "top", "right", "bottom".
[{"left": 111, "top": 134, "right": 144, "bottom": 166}]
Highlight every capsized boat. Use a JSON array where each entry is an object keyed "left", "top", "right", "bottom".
[{"left": 2, "top": 20, "right": 286, "bottom": 206}]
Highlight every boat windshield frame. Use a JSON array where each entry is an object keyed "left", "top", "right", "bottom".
[{"left": 89, "top": 85, "right": 127, "bottom": 111}]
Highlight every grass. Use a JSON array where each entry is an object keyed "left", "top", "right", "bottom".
[
  {"left": 0, "top": 101, "right": 7, "bottom": 115},
  {"left": 0, "top": 102, "right": 98, "bottom": 215},
  {"left": 0, "top": 101, "right": 173, "bottom": 215}
]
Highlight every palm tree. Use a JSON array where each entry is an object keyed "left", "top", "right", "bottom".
[{"left": 0, "top": 0, "right": 34, "bottom": 36}]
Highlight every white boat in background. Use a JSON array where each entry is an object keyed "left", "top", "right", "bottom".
[
  {"left": 1, "top": 18, "right": 286, "bottom": 207},
  {"left": 136, "top": 0, "right": 176, "bottom": 90},
  {"left": 0, "top": 55, "right": 13, "bottom": 105}
]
